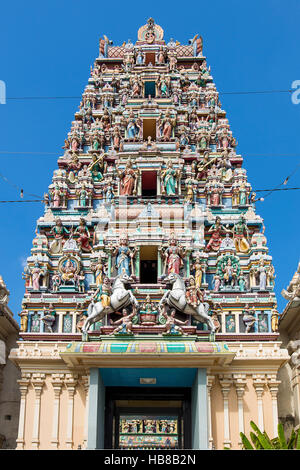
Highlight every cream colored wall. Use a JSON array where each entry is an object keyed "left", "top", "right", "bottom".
[
  {"left": 21, "top": 374, "right": 86, "bottom": 450},
  {"left": 211, "top": 375, "right": 277, "bottom": 449}
]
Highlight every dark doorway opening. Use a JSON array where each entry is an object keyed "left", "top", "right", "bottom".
[
  {"left": 142, "top": 171, "right": 157, "bottom": 198},
  {"left": 143, "top": 119, "right": 157, "bottom": 141},
  {"left": 144, "top": 81, "right": 156, "bottom": 98},
  {"left": 105, "top": 387, "right": 191, "bottom": 449},
  {"left": 140, "top": 246, "right": 158, "bottom": 284},
  {"left": 145, "top": 52, "right": 156, "bottom": 66}
]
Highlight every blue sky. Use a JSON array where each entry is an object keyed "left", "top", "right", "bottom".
[{"left": 0, "top": 0, "right": 299, "bottom": 321}]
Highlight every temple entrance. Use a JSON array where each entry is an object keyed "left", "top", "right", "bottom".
[
  {"left": 140, "top": 245, "right": 158, "bottom": 284},
  {"left": 104, "top": 387, "right": 191, "bottom": 449}
]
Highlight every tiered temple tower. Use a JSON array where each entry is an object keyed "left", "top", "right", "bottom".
[{"left": 11, "top": 19, "right": 289, "bottom": 450}]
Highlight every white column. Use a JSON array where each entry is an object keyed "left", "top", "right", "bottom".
[
  {"left": 267, "top": 374, "right": 281, "bottom": 438},
  {"left": 82, "top": 375, "right": 90, "bottom": 449},
  {"left": 58, "top": 312, "right": 64, "bottom": 333},
  {"left": 31, "top": 373, "right": 45, "bottom": 449},
  {"left": 219, "top": 374, "right": 233, "bottom": 449},
  {"left": 16, "top": 373, "right": 31, "bottom": 450},
  {"left": 233, "top": 374, "right": 247, "bottom": 448},
  {"left": 253, "top": 374, "right": 266, "bottom": 432},
  {"left": 51, "top": 373, "right": 64, "bottom": 449},
  {"left": 207, "top": 375, "right": 215, "bottom": 449},
  {"left": 65, "top": 374, "right": 78, "bottom": 449}
]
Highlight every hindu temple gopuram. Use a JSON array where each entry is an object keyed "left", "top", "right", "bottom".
[{"left": 10, "top": 19, "right": 289, "bottom": 450}]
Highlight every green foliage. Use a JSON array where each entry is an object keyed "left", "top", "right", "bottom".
[{"left": 240, "top": 421, "right": 300, "bottom": 450}]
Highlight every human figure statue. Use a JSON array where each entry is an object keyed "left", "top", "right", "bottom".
[
  {"left": 232, "top": 216, "right": 250, "bottom": 253},
  {"left": 161, "top": 308, "right": 188, "bottom": 336},
  {"left": 41, "top": 304, "right": 56, "bottom": 333},
  {"left": 30, "top": 262, "right": 44, "bottom": 290},
  {"left": 185, "top": 276, "right": 204, "bottom": 308},
  {"left": 49, "top": 218, "right": 70, "bottom": 254},
  {"left": 255, "top": 258, "right": 267, "bottom": 291},
  {"left": 19, "top": 306, "right": 28, "bottom": 332},
  {"left": 109, "top": 308, "right": 135, "bottom": 335},
  {"left": 222, "top": 258, "right": 237, "bottom": 287},
  {"left": 91, "top": 276, "right": 112, "bottom": 309},
  {"left": 192, "top": 257, "right": 203, "bottom": 288},
  {"left": 74, "top": 218, "right": 92, "bottom": 253},
  {"left": 91, "top": 257, "right": 106, "bottom": 288},
  {"left": 242, "top": 304, "right": 256, "bottom": 333},
  {"left": 118, "top": 159, "right": 138, "bottom": 196},
  {"left": 160, "top": 236, "right": 185, "bottom": 275},
  {"left": 111, "top": 236, "right": 136, "bottom": 276},
  {"left": 160, "top": 160, "right": 180, "bottom": 196},
  {"left": 205, "top": 216, "right": 230, "bottom": 253}
]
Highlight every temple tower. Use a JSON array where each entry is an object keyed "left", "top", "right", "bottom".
[{"left": 10, "top": 19, "right": 288, "bottom": 450}]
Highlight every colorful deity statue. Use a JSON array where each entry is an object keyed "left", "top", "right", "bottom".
[
  {"left": 192, "top": 257, "right": 203, "bottom": 288},
  {"left": 67, "top": 152, "right": 82, "bottom": 183},
  {"left": 50, "top": 184, "right": 64, "bottom": 208},
  {"left": 91, "top": 256, "right": 106, "bottom": 287},
  {"left": 271, "top": 306, "right": 280, "bottom": 332},
  {"left": 118, "top": 159, "right": 138, "bottom": 196},
  {"left": 76, "top": 183, "right": 89, "bottom": 207},
  {"left": 88, "top": 153, "right": 104, "bottom": 182},
  {"left": 205, "top": 216, "right": 230, "bottom": 252},
  {"left": 49, "top": 218, "right": 70, "bottom": 254},
  {"left": 30, "top": 262, "right": 45, "bottom": 290},
  {"left": 161, "top": 308, "right": 188, "bottom": 336},
  {"left": 160, "top": 160, "right": 180, "bottom": 196},
  {"left": 232, "top": 216, "right": 250, "bottom": 253},
  {"left": 158, "top": 109, "right": 175, "bottom": 141},
  {"left": 242, "top": 304, "right": 257, "bottom": 333},
  {"left": 109, "top": 308, "right": 135, "bottom": 336},
  {"left": 19, "top": 305, "right": 28, "bottom": 332},
  {"left": 254, "top": 258, "right": 268, "bottom": 291},
  {"left": 111, "top": 236, "right": 136, "bottom": 276},
  {"left": 41, "top": 304, "right": 56, "bottom": 333},
  {"left": 139, "top": 294, "right": 158, "bottom": 325},
  {"left": 160, "top": 235, "right": 186, "bottom": 275},
  {"left": 74, "top": 218, "right": 92, "bottom": 253},
  {"left": 126, "top": 111, "right": 141, "bottom": 139},
  {"left": 92, "top": 276, "right": 112, "bottom": 309},
  {"left": 185, "top": 276, "right": 203, "bottom": 307},
  {"left": 222, "top": 257, "right": 238, "bottom": 287}
]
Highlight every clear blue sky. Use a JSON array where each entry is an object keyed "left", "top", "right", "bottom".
[{"left": 0, "top": 0, "right": 299, "bottom": 321}]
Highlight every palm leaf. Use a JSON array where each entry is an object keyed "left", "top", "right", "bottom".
[
  {"left": 250, "top": 432, "right": 263, "bottom": 449},
  {"left": 250, "top": 421, "right": 273, "bottom": 449},
  {"left": 277, "top": 422, "right": 288, "bottom": 449},
  {"left": 296, "top": 429, "right": 300, "bottom": 450},
  {"left": 240, "top": 432, "right": 254, "bottom": 450},
  {"left": 287, "top": 429, "right": 296, "bottom": 449}
]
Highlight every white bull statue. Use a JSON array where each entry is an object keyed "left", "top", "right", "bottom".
[
  {"left": 82, "top": 273, "right": 139, "bottom": 337},
  {"left": 159, "top": 272, "right": 216, "bottom": 333}
]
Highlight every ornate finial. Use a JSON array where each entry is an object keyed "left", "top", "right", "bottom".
[{"left": 138, "top": 19, "right": 164, "bottom": 43}]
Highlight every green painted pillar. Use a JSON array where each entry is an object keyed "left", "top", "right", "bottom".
[
  {"left": 186, "top": 251, "right": 191, "bottom": 277},
  {"left": 158, "top": 250, "right": 162, "bottom": 277},
  {"left": 87, "top": 369, "right": 105, "bottom": 449},
  {"left": 191, "top": 368, "right": 208, "bottom": 449},
  {"left": 107, "top": 252, "right": 112, "bottom": 277},
  {"left": 135, "top": 247, "right": 140, "bottom": 278}
]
